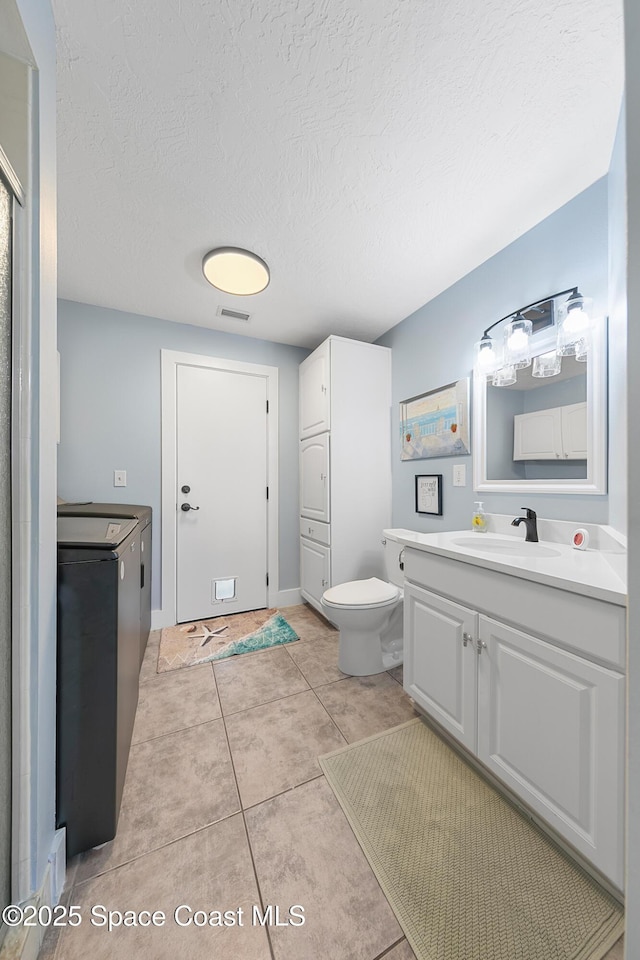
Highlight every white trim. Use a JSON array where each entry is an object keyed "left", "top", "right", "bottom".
[
  {"left": 160, "top": 350, "right": 279, "bottom": 626},
  {"left": 272, "top": 588, "right": 302, "bottom": 608},
  {"left": 8, "top": 172, "right": 32, "bottom": 904},
  {"left": 473, "top": 319, "right": 608, "bottom": 495},
  {"left": 151, "top": 608, "right": 168, "bottom": 631},
  {"left": 0, "top": 848, "right": 62, "bottom": 960}
]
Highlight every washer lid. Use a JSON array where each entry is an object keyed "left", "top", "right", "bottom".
[{"left": 323, "top": 577, "right": 399, "bottom": 606}]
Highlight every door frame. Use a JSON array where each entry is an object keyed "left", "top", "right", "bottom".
[{"left": 160, "top": 350, "right": 279, "bottom": 627}]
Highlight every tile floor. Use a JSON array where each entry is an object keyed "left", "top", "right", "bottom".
[{"left": 41, "top": 603, "right": 624, "bottom": 960}]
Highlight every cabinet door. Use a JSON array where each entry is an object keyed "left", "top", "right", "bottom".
[
  {"left": 300, "top": 434, "right": 330, "bottom": 522},
  {"left": 560, "top": 401, "right": 587, "bottom": 459},
  {"left": 513, "top": 407, "right": 563, "bottom": 460},
  {"left": 404, "top": 583, "right": 478, "bottom": 752},
  {"left": 299, "top": 340, "right": 330, "bottom": 439},
  {"left": 300, "top": 536, "right": 330, "bottom": 608},
  {"left": 477, "top": 616, "right": 624, "bottom": 887}
]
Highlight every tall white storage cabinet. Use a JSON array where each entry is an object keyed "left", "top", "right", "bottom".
[{"left": 299, "top": 337, "right": 391, "bottom": 612}]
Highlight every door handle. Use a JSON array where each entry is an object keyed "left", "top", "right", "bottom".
[{"left": 181, "top": 503, "right": 200, "bottom": 512}]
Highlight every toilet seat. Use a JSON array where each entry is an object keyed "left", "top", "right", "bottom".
[{"left": 322, "top": 577, "right": 399, "bottom": 610}]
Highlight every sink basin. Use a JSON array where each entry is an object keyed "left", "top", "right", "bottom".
[{"left": 451, "top": 537, "right": 562, "bottom": 559}]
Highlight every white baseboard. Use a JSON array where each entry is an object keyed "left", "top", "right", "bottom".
[
  {"left": 0, "top": 830, "right": 65, "bottom": 960},
  {"left": 152, "top": 590, "right": 303, "bottom": 630},
  {"left": 151, "top": 608, "right": 170, "bottom": 631},
  {"left": 272, "top": 588, "right": 302, "bottom": 608}
]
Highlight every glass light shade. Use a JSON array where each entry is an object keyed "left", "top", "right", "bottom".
[
  {"left": 557, "top": 295, "right": 593, "bottom": 356},
  {"left": 504, "top": 316, "right": 532, "bottom": 369},
  {"left": 474, "top": 337, "right": 501, "bottom": 378},
  {"left": 491, "top": 364, "right": 517, "bottom": 386},
  {"left": 575, "top": 337, "right": 589, "bottom": 362},
  {"left": 202, "top": 247, "right": 270, "bottom": 295},
  {"left": 532, "top": 350, "right": 561, "bottom": 378}
]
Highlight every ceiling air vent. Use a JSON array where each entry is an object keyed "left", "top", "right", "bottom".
[{"left": 216, "top": 306, "right": 251, "bottom": 322}]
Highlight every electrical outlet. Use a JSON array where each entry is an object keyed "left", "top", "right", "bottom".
[
  {"left": 453, "top": 464, "right": 466, "bottom": 487},
  {"left": 114, "top": 470, "right": 127, "bottom": 487}
]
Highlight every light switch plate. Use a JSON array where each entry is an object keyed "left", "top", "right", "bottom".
[
  {"left": 453, "top": 464, "right": 466, "bottom": 487},
  {"left": 114, "top": 469, "right": 127, "bottom": 487}
]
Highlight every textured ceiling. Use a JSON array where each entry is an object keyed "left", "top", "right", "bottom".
[{"left": 53, "top": 0, "right": 623, "bottom": 349}]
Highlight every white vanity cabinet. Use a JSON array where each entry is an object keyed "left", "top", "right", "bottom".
[
  {"left": 477, "top": 616, "right": 624, "bottom": 885},
  {"left": 513, "top": 401, "right": 587, "bottom": 461},
  {"left": 403, "top": 547, "right": 625, "bottom": 888},
  {"left": 299, "top": 337, "right": 391, "bottom": 611},
  {"left": 404, "top": 584, "right": 477, "bottom": 752}
]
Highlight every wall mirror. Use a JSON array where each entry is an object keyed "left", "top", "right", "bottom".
[{"left": 472, "top": 301, "right": 607, "bottom": 495}]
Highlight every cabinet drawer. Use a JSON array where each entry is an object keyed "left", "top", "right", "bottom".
[{"left": 299, "top": 518, "right": 331, "bottom": 545}]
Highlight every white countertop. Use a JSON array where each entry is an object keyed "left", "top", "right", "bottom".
[{"left": 392, "top": 529, "right": 627, "bottom": 606}]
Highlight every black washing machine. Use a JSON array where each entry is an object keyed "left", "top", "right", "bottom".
[
  {"left": 57, "top": 502, "right": 152, "bottom": 664},
  {"left": 56, "top": 515, "right": 141, "bottom": 857}
]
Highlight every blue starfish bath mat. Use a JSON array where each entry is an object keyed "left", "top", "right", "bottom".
[{"left": 157, "top": 608, "right": 299, "bottom": 672}]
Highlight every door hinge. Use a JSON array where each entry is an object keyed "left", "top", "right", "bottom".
[
  {"left": 266, "top": 400, "right": 269, "bottom": 414},
  {"left": 266, "top": 573, "right": 269, "bottom": 586},
  {"left": 266, "top": 486, "right": 269, "bottom": 500}
]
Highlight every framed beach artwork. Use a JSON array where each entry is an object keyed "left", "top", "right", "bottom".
[{"left": 400, "top": 378, "right": 470, "bottom": 460}]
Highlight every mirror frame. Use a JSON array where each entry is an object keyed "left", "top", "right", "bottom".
[{"left": 472, "top": 317, "right": 607, "bottom": 495}]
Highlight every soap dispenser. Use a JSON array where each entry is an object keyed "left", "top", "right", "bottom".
[{"left": 472, "top": 501, "right": 487, "bottom": 533}]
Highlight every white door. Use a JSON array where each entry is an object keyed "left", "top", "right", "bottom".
[
  {"left": 300, "top": 433, "right": 330, "bottom": 522},
  {"left": 299, "top": 339, "right": 330, "bottom": 438},
  {"left": 477, "top": 615, "right": 624, "bottom": 886},
  {"left": 176, "top": 364, "right": 268, "bottom": 623},
  {"left": 404, "top": 583, "right": 478, "bottom": 752}
]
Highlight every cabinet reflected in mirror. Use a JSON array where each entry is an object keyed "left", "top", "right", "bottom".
[
  {"left": 486, "top": 356, "right": 587, "bottom": 481},
  {"left": 473, "top": 320, "right": 607, "bottom": 495}
]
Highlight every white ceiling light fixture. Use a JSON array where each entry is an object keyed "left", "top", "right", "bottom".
[{"left": 202, "top": 247, "right": 270, "bottom": 296}]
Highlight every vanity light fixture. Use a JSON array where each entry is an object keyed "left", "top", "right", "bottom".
[
  {"left": 202, "top": 247, "right": 270, "bottom": 296},
  {"left": 473, "top": 287, "right": 592, "bottom": 385}
]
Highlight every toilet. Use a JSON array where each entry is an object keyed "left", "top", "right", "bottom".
[{"left": 321, "top": 529, "right": 406, "bottom": 677}]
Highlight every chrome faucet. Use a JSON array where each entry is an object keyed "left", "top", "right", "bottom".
[{"left": 511, "top": 507, "right": 538, "bottom": 543}]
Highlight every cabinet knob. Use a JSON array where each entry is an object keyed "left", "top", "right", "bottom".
[{"left": 462, "top": 632, "right": 473, "bottom": 647}]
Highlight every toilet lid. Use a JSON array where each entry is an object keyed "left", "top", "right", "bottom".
[{"left": 323, "top": 577, "right": 399, "bottom": 607}]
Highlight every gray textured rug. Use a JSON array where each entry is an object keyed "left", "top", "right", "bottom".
[{"left": 320, "top": 719, "right": 623, "bottom": 960}]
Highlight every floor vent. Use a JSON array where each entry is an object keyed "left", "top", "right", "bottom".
[{"left": 217, "top": 306, "right": 251, "bottom": 322}]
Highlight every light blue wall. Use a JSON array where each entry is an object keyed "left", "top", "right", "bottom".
[
  {"left": 486, "top": 387, "right": 525, "bottom": 481},
  {"left": 57, "top": 301, "right": 309, "bottom": 609},
  {"left": 377, "top": 179, "right": 611, "bottom": 531}
]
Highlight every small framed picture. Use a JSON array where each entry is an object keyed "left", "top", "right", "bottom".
[{"left": 415, "top": 474, "right": 443, "bottom": 515}]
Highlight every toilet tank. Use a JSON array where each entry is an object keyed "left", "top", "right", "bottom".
[{"left": 382, "top": 529, "right": 411, "bottom": 588}]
